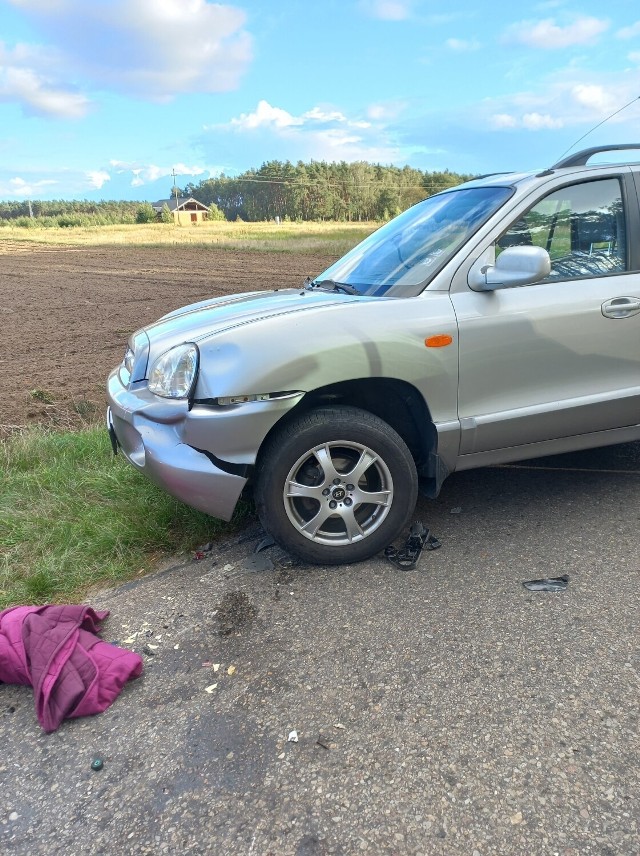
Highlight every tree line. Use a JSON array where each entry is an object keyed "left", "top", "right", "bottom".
[
  {"left": 0, "top": 160, "right": 476, "bottom": 227},
  {"left": 182, "top": 160, "right": 475, "bottom": 222},
  {"left": 0, "top": 199, "right": 147, "bottom": 228}
]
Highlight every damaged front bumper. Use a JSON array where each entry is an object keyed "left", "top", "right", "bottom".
[{"left": 106, "top": 369, "right": 248, "bottom": 522}]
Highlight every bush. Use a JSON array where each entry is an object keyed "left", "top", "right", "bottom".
[
  {"left": 207, "top": 203, "right": 226, "bottom": 221},
  {"left": 135, "top": 203, "right": 157, "bottom": 224},
  {"left": 57, "top": 215, "right": 85, "bottom": 228}
]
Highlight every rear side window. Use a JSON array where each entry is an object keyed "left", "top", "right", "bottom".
[{"left": 498, "top": 178, "right": 627, "bottom": 280}]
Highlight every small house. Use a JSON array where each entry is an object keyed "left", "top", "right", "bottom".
[{"left": 152, "top": 197, "right": 211, "bottom": 224}]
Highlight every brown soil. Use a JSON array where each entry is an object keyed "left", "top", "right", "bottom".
[{"left": 1, "top": 245, "right": 334, "bottom": 432}]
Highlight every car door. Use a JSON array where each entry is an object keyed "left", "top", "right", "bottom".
[{"left": 451, "top": 172, "right": 640, "bottom": 457}]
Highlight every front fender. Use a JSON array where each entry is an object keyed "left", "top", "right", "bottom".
[{"left": 194, "top": 295, "right": 460, "bottom": 428}]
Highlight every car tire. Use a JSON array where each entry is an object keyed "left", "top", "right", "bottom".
[{"left": 254, "top": 405, "right": 418, "bottom": 565}]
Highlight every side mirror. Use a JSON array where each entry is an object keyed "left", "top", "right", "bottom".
[{"left": 468, "top": 245, "right": 551, "bottom": 291}]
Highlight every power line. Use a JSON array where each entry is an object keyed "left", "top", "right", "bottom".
[{"left": 181, "top": 175, "right": 468, "bottom": 191}]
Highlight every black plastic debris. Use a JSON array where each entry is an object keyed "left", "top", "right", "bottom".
[
  {"left": 384, "top": 522, "right": 442, "bottom": 570},
  {"left": 91, "top": 758, "right": 104, "bottom": 772},
  {"left": 254, "top": 534, "right": 276, "bottom": 553},
  {"left": 522, "top": 574, "right": 569, "bottom": 592}
]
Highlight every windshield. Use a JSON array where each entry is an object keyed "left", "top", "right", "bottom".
[{"left": 316, "top": 186, "right": 513, "bottom": 297}]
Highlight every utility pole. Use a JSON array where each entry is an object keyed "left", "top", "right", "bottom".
[{"left": 172, "top": 168, "right": 181, "bottom": 226}]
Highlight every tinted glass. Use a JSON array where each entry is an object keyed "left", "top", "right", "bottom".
[{"left": 498, "top": 178, "right": 627, "bottom": 280}]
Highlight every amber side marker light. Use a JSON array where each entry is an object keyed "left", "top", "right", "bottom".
[{"left": 425, "top": 334, "right": 453, "bottom": 348}]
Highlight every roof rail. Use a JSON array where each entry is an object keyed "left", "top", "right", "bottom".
[
  {"left": 472, "top": 171, "right": 515, "bottom": 180},
  {"left": 552, "top": 144, "right": 640, "bottom": 168}
]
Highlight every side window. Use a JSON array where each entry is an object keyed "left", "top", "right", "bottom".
[{"left": 497, "top": 178, "right": 627, "bottom": 280}]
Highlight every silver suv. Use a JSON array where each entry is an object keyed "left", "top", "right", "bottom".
[{"left": 107, "top": 144, "right": 640, "bottom": 564}]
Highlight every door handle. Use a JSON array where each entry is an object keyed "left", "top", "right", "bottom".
[{"left": 602, "top": 297, "right": 640, "bottom": 318}]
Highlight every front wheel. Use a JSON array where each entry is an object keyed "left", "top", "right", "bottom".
[{"left": 254, "top": 406, "right": 418, "bottom": 565}]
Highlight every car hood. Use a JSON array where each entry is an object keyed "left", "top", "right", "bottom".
[
  {"left": 151, "top": 288, "right": 357, "bottom": 339},
  {"left": 137, "top": 288, "right": 363, "bottom": 375}
]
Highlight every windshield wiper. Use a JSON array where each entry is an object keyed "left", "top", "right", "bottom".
[{"left": 305, "top": 278, "right": 360, "bottom": 295}]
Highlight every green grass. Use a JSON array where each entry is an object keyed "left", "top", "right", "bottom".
[{"left": 0, "top": 427, "right": 249, "bottom": 609}]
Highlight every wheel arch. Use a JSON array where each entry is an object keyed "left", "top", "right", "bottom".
[{"left": 254, "top": 378, "right": 444, "bottom": 497}]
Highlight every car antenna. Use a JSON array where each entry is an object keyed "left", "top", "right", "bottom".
[{"left": 555, "top": 94, "right": 640, "bottom": 163}]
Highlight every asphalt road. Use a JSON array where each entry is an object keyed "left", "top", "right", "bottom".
[{"left": 2, "top": 443, "right": 639, "bottom": 855}]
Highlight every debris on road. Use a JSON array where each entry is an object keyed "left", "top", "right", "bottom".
[
  {"left": 288, "top": 730, "right": 299, "bottom": 743},
  {"left": 193, "top": 542, "right": 215, "bottom": 561},
  {"left": 522, "top": 574, "right": 569, "bottom": 592},
  {"left": 254, "top": 534, "right": 276, "bottom": 553},
  {"left": 384, "top": 521, "right": 442, "bottom": 570}
]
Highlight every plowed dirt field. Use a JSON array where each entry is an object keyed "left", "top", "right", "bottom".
[{"left": 1, "top": 245, "right": 334, "bottom": 432}]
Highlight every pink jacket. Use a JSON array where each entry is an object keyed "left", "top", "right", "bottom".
[{"left": 0, "top": 604, "right": 143, "bottom": 733}]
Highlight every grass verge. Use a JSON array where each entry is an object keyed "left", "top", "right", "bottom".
[{"left": 0, "top": 427, "right": 247, "bottom": 609}]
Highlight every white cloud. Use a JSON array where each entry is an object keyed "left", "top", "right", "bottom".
[
  {"left": 0, "top": 176, "right": 58, "bottom": 197},
  {"left": 224, "top": 100, "right": 372, "bottom": 135},
  {"left": 229, "top": 100, "right": 303, "bottom": 130},
  {"left": 504, "top": 16, "right": 609, "bottom": 49},
  {"left": 303, "top": 107, "right": 349, "bottom": 124},
  {"left": 483, "top": 72, "right": 640, "bottom": 134},
  {"left": 110, "top": 160, "right": 211, "bottom": 187},
  {"left": 491, "top": 113, "right": 518, "bottom": 128},
  {"left": 366, "top": 101, "right": 407, "bottom": 121},
  {"left": 446, "top": 38, "right": 481, "bottom": 52},
  {"left": 225, "top": 102, "right": 374, "bottom": 135},
  {"left": 0, "top": 66, "right": 90, "bottom": 117},
  {"left": 0, "top": 42, "right": 91, "bottom": 118},
  {"left": 522, "top": 112, "right": 564, "bottom": 129},
  {"left": 617, "top": 21, "right": 640, "bottom": 39},
  {"left": 628, "top": 51, "right": 640, "bottom": 63},
  {"left": 570, "top": 83, "right": 611, "bottom": 113},
  {"left": 0, "top": 162, "right": 196, "bottom": 198},
  {"left": 489, "top": 111, "right": 563, "bottom": 130},
  {"left": 209, "top": 99, "right": 410, "bottom": 164},
  {"left": 86, "top": 170, "right": 110, "bottom": 189},
  {"left": 359, "top": 0, "right": 413, "bottom": 21},
  {"left": 5, "top": 0, "right": 253, "bottom": 101}
]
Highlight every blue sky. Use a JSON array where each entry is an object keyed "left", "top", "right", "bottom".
[{"left": 1, "top": 0, "right": 640, "bottom": 201}]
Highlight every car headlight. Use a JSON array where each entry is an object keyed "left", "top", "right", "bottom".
[{"left": 148, "top": 344, "right": 199, "bottom": 399}]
